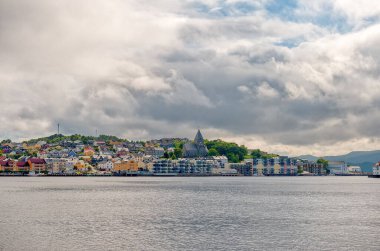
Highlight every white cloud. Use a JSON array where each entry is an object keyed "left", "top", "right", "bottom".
[{"left": 1, "top": 0, "right": 380, "bottom": 156}]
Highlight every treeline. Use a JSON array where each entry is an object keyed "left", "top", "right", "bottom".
[
  {"left": 162, "top": 139, "right": 279, "bottom": 163},
  {"left": 205, "top": 140, "right": 279, "bottom": 163},
  {"left": 250, "top": 149, "right": 279, "bottom": 159},
  {"left": 24, "top": 134, "right": 128, "bottom": 145},
  {"left": 205, "top": 139, "right": 248, "bottom": 163}
]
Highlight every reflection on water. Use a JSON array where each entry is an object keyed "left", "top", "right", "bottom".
[{"left": 0, "top": 177, "right": 379, "bottom": 251}]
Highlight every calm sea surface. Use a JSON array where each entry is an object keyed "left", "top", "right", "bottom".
[{"left": 0, "top": 176, "right": 379, "bottom": 251}]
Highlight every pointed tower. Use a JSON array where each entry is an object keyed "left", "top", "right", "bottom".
[
  {"left": 194, "top": 129, "right": 208, "bottom": 157},
  {"left": 194, "top": 129, "right": 204, "bottom": 145},
  {"left": 182, "top": 129, "right": 209, "bottom": 158}
]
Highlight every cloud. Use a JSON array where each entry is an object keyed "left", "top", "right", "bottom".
[{"left": 1, "top": 0, "right": 380, "bottom": 156}]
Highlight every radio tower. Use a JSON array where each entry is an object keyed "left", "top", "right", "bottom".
[{"left": 57, "top": 123, "right": 60, "bottom": 135}]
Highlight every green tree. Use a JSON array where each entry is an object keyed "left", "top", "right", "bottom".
[
  {"left": 169, "top": 152, "right": 177, "bottom": 160},
  {"left": 208, "top": 148, "right": 219, "bottom": 156},
  {"left": 317, "top": 158, "right": 329, "bottom": 174},
  {"left": 251, "top": 149, "right": 262, "bottom": 159},
  {"left": 227, "top": 153, "right": 239, "bottom": 163},
  {"left": 205, "top": 139, "right": 248, "bottom": 162},
  {"left": 251, "top": 149, "right": 279, "bottom": 159},
  {"left": 172, "top": 140, "right": 184, "bottom": 159},
  {"left": 1, "top": 139, "right": 11, "bottom": 144},
  {"left": 317, "top": 158, "right": 329, "bottom": 168},
  {"left": 297, "top": 166, "right": 304, "bottom": 174},
  {"left": 11, "top": 154, "right": 22, "bottom": 159},
  {"left": 173, "top": 148, "right": 183, "bottom": 159}
]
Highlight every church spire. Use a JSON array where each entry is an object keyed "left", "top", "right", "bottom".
[{"left": 194, "top": 129, "right": 204, "bottom": 144}]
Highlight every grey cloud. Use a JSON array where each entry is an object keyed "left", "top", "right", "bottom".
[{"left": 1, "top": 0, "right": 380, "bottom": 156}]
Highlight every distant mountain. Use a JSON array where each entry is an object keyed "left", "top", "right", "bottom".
[
  {"left": 298, "top": 150, "right": 380, "bottom": 172},
  {"left": 297, "top": 155, "right": 319, "bottom": 162},
  {"left": 323, "top": 150, "right": 380, "bottom": 164},
  {"left": 351, "top": 162, "right": 376, "bottom": 172}
]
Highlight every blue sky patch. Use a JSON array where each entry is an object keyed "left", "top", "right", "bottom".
[{"left": 266, "top": 0, "right": 298, "bottom": 21}]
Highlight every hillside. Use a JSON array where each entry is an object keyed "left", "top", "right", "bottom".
[
  {"left": 297, "top": 155, "right": 319, "bottom": 162},
  {"left": 24, "top": 134, "right": 128, "bottom": 145},
  {"left": 298, "top": 150, "right": 380, "bottom": 172},
  {"left": 324, "top": 150, "right": 380, "bottom": 164}
]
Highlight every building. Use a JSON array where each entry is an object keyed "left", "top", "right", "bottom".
[
  {"left": 229, "top": 162, "right": 253, "bottom": 176},
  {"left": 298, "top": 161, "right": 326, "bottom": 175},
  {"left": 373, "top": 162, "right": 380, "bottom": 175},
  {"left": 45, "top": 158, "right": 67, "bottom": 174},
  {"left": 328, "top": 161, "right": 348, "bottom": 175},
  {"left": 74, "top": 160, "right": 85, "bottom": 171},
  {"left": 13, "top": 161, "right": 30, "bottom": 173},
  {"left": 0, "top": 159, "right": 10, "bottom": 172},
  {"left": 97, "top": 160, "right": 114, "bottom": 171},
  {"left": 65, "top": 158, "right": 79, "bottom": 173},
  {"left": 152, "top": 159, "right": 175, "bottom": 173},
  {"left": 209, "top": 156, "right": 229, "bottom": 168},
  {"left": 0, "top": 145, "right": 12, "bottom": 154},
  {"left": 67, "top": 150, "right": 77, "bottom": 158},
  {"left": 116, "top": 149, "right": 129, "bottom": 157},
  {"left": 152, "top": 158, "right": 216, "bottom": 175},
  {"left": 83, "top": 147, "right": 95, "bottom": 156},
  {"left": 27, "top": 158, "right": 47, "bottom": 172},
  {"left": 145, "top": 146, "right": 165, "bottom": 158},
  {"left": 74, "top": 160, "right": 93, "bottom": 172},
  {"left": 348, "top": 166, "right": 362, "bottom": 173},
  {"left": 113, "top": 160, "right": 138, "bottom": 172},
  {"left": 229, "top": 158, "right": 298, "bottom": 176},
  {"left": 0, "top": 159, "right": 30, "bottom": 172},
  {"left": 182, "top": 130, "right": 208, "bottom": 158},
  {"left": 192, "top": 159, "right": 213, "bottom": 174},
  {"left": 147, "top": 138, "right": 188, "bottom": 148}
]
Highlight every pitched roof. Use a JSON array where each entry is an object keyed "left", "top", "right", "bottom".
[
  {"left": 183, "top": 142, "right": 197, "bottom": 152},
  {"left": 28, "top": 158, "right": 46, "bottom": 164},
  {"left": 17, "top": 161, "right": 29, "bottom": 167},
  {"left": 194, "top": 129, "right": 204, "bottom": 144},
  {"left": 0, "top": 160, "right": 9, "bottom": 166}
]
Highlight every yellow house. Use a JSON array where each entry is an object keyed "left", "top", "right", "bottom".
[
  {"left": 81, "top": 156, "right": 92, "bottom": 163},
  {"left": 138, "top": 161, "right": 146, "bottom": 170},
  {"left": 274, "top": 163, "right": 281, "bottom": 175},
  {"left": 109, "top": 141, "right": 123, "bottom": 146},
  {"left": 0, "top": 160, "right": 30, "bottom": 172},
  {"left": 0, "top": 159, "right": 10, "bottom": 171},
  {"left": 256, "top": 163, "right": 264, "bottom": 176},
  {"left": 83, "top": 147, "right": 95, "bottom": 156},
  {"left": 74, "top": 160, "right": 86, "bottom": 171},
  {"left": 33, "top": 144, "right": 42, "bottom": 149},
  {"left": 28, "top": 158, "right": 47, "bottom": 172},
  {"left": 13, "top": 161, "right": 30, "bottom": 172},
  {"left": 113, "top": 160, "right": 138, "bottom": 172}
]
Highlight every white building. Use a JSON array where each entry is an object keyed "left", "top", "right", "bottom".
[
  {"left": 145, "top": 147, "right": 165, "bottom": 158},
  {"left": 97, "top": 160, "right": 114, "bottom": 171},
  {"left": 45, "top": 158, "right": 67, "bottom": 174},
  {"left": 65, "top": 157, "right": 79, "bottom": 173},
  {"left": 373, "top": 162, "right": 380, "bottom": 175},
  {"left": 328, "top": 161, "right": 349, "bottom": 175},
  {"left": 348, "top": 166, "right": 361, "bottom": 173}
]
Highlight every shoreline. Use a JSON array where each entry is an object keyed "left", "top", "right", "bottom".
[{"left": 0, "top": 173, "right": 371, "bottom": 177}]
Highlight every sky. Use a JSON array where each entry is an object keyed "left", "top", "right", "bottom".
[{"left": 1, "top": 0, "right": 380, "bottom": 156}]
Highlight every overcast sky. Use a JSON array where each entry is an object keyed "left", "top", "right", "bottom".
[{"left": 1, "top": 0, "right": 380, "bottom": 156}]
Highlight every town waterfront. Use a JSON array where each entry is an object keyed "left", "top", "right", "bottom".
[{"left": 0, "top": 176, "right": 379, "bottom": 251}]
